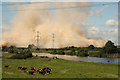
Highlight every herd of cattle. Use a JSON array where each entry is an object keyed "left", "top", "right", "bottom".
[{"left": 5, "top": 65, "right": 52, "bottom": 75}]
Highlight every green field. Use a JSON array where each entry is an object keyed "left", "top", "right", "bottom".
[{"left": 2, "top": 53, "right": 118, "bottom": 78}]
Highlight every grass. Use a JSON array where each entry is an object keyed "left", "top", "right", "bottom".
[
  {"left": 2, "top": 53, "right": 16, "bottom": 58},
  {"left": 2, "top": 53, "right": 119, "bottom": 78},
  {"left": 0, "top": 58, "right": 1, "bottom": 79}
]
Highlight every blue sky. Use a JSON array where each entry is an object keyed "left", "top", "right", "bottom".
[
  {"left": 88, "top": 2, "right": 118, "bottom": 45},
  {"left": 89, "top": 2, "right": 118, "bottom": 29},
  {"left": 1, "top": 1, "right": 119, "bottom": 46}
]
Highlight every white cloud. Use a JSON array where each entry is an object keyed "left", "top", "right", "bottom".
[
  {"left": 89, "top": 4, "right": 108, "bottom": 17},
  {"left": 88, "top": 27, "right": 99, "bottom": 35},
  {"left": 105, "top": 19, "right": 118, "bottom": 27},
  {"left": 96, "top": 4, "right": 108, "bottom": 16},
  {"left": 88, "top": 11, "right": 94, "bottom": 16},
  {"left": 110, "top": 28, "right": 118, "bottom": 33},
  {"left": 88, "top": 27, "right": 118, "bottom": 45},
  {"left": 81, "top": 21, "right": 94, "bottom": 27},
  {"left": 90, "top": 27, "right": 99, "bottom": 32}
]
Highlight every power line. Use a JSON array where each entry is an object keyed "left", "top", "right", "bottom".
[
  {"left": 1, "top": 2, "right": 49, "bottom": 6},
  {"left": 2, "top": 2, "right": 117, "bottom": 11},
  {"left": 52, "top": 33, "right": 54, "bottom": 48},
  {"left": 36, "top": 31, "right": 40, "bottom": 48}
]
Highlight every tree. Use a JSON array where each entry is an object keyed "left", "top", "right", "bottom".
[
  {"left": 2, "top": 46, "right": 8, "bottom": 52},
  {"left": 8, "top": 45, "right": 16, "bottom": 53},
  {"left": 77, "top": 51, "right": 89, "bottom": 57},
  {"left": 28, "top": 44, "right": 37, "bottom": 49},
  {"left": 9, "top": 45, "right": 16, "bottom": 49},
  {"left": 88, "top": 45, "right": 95, "bottom": 49},
  {"left": 36, "top": 48, "right": 40, "bottom": 50},
  {"left": 58, "top": 50, "right": 65, "bottom": 55},
  {"left": 103, "top": 40, "right": 117, "bottom": 54}
]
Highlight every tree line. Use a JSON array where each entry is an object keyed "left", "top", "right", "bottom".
[{"left": 2, "top": 40, "right": 120, "bottom": 58}]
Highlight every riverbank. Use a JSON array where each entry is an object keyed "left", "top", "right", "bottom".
[
  {"left": 88, "top": 50, "right": 120, "bottom": 58},
  {"left": 32, "top": 53, "right": 120, "bottom": 64},
  {"left": 31, "top": 49, "right": 120, "bottom": 58},
  {"left": 105, "top": 54, "right": 120, "bottom": 58},
  {"left": 2, "top": 53, "right": 118, "bottom": 78},
  {"left": 89, "top": 53, "right": 120, "bottom": 58}
]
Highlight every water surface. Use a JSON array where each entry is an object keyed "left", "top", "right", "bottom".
[{"left": 33, "top": 53, "right": 120, "bottom": 64}]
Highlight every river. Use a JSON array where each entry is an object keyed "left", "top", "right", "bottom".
[{"left": 32, "top": 53, "right": 120, "bottom": 64}]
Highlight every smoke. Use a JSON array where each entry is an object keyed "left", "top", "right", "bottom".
[
  {"left": 2, "top": 2, "right": 105, "bottom": 48},
  {"left": 0, "top": 41, "right": 9, "bottom": 47}
]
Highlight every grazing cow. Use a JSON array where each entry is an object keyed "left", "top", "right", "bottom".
[
  {"left": 18, "top": 67, "right": 23, "bottom": 69},
  {"left": 31, "top": 67, "right": 35, "bottom": 70},
  {"left": 32, "top": 69, "right": 36, "bottom": 72},
  {"left": 18, "top": 67, "right": 27, "bottom": 70},
  {"left": 24, "top": 70, "right": 27, "bottom": 73},
  {"left": 22, "top": 67, "right": 27, "bottom": 70},
  {"left": 5, "top": 65, "right": 9, "bottom": 68},
  {"left": 41, "top": 67, "right": 51, "bottom": 75},
  {"left": 31, "top": 67, "right": 37, "bottom": 72},
  {"left": 40, "top": 71, "right": 46, "bottom": 75},
  {"left": 37, "top": 69, "right": 41, "bottom": 72},
  {"left": 29, "top": 71, "right": 35, "bottom": 75}
]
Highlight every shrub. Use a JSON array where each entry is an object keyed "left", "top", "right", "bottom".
[
  {"left": 88, "top": 51, "right": 99, "bottom": 57},
  {"left": 57, "top": 50, "right": 65, "bottom": 55},
  {"left": 50, "top": 50, "right": 57, "bottom": 54},
  {"left": 77, "top": 52, "right": 89, "bottom": 57},
  {"left": 10, "top": 54, "right": 25, "bottom": 59},
  {"left": 2, "top": 46, "right": 8, "bottom": 52},
  {"left": 65, "top": 52, "right": 73, "bottom": 55},
  {"left": 8, "top": 49, "right": 14, "bottom": 53},
  {"left": 10, "top": 50, "right": 33, "bottom": 59}
]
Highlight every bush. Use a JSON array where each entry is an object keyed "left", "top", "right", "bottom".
[
  {"left": 77, "top": 52, "right": 89, "bottom": 57},
  {"left": 10, "top": 54, "right": 26, "bottom": 59},
  {"left": 8, "top": 49, "right": 14, "bottom": 53},
  {"left": 8, "top": 49, "right": 19, "bottom": 54},
  {"left": 96, "top": 50, "right": 108, "bottom": 58},
  {"left": 50, "top": 50, "right": 57, "bottom": 54},
  {"left": 117, "top": 48, "right": 120, "bottom": 53},
  {"left": 10, "top": 50, "right": 33, "bottom": 59},
  {"left": 57, "top": 50, "right": 65, "bottom": 55},
  {"left": 2, "top": 46, "right": 8, "bottom": 52},
  {"left": 88, "top": 51, "right": 99, "bottom": 57},
  {"left": 65, "top": 52, "right": 73, "bottom": 55}
]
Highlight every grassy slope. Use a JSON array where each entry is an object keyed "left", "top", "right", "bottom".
[
  {"left": 2, "top": 54, "right": 118, "bottom": 78},
  {"left": 0, "top": 58, "right": 1, "bottom": 79}
]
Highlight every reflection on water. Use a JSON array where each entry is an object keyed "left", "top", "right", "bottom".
[{"left": 32, "top": 53, "right": 120, "bottom": 64}]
